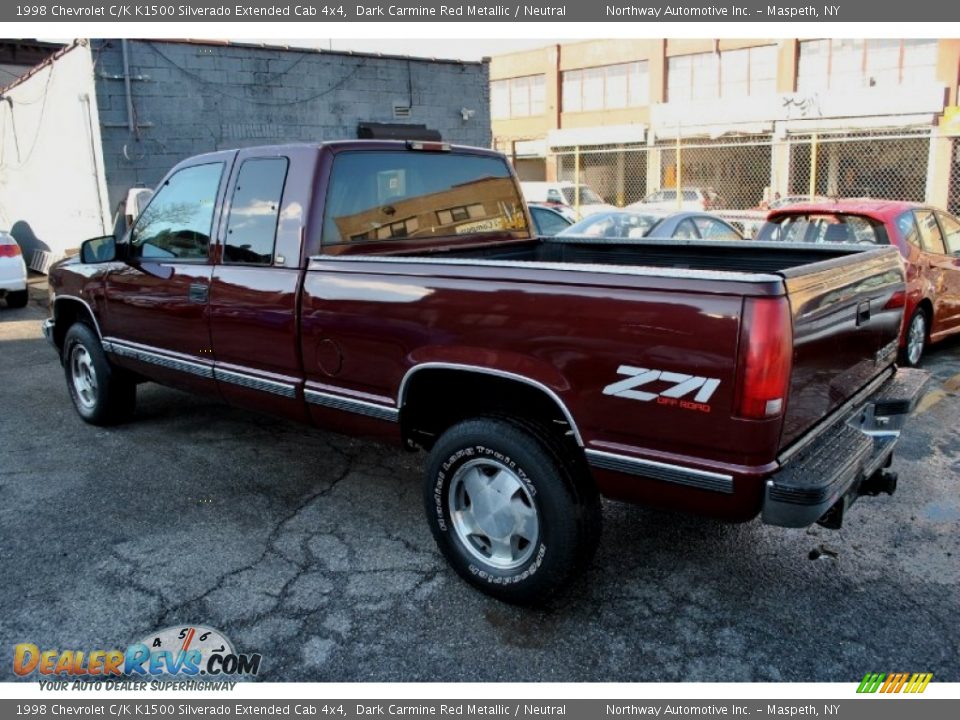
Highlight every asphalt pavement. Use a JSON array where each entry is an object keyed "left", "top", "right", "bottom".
[{"left": 1, "top": 288, "right": 958, "bottom": 682}]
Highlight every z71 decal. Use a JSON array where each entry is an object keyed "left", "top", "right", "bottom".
[{"left": 603, "top": 365, "right": 720, "bottom": 413}]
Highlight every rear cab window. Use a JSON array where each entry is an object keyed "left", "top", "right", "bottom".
[
  {"left": 322, "top": 151, "right": 529, "bottom": 249},
  {"left": 757, "top": 213, "right": 888, "bottom": 245}
]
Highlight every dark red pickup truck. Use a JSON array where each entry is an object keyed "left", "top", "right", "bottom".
[{"left": 44, "top": 141, "right": 928, "bottom": 603}]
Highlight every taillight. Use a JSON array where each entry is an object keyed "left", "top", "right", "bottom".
[
  {"left": 0, "top": 243, "right": 22, "bottom": 258},
  {"left": 883, "top": 289, "right": 906, "bottom": 310},
  {"left": 736, "top": 297, "right": 792, "bottom": 420}
]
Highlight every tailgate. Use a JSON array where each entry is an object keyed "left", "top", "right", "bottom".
[{"left": 779, "top": 247, "right": 905, "bottom": 447}]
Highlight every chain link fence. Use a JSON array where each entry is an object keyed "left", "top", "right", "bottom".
[{"left": 551, "top": 130, "right": 940, "bottom": 218}]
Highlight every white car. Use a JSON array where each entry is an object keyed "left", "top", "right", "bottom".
[
  {"left": 520, "top": 181, "right": 615, "bottom": 219},
  {"left": 0, "top": 231, "right": 28, "bottom": 309},
  {"left": 630, "top": 187, "right": 722, "bottom": 212}
]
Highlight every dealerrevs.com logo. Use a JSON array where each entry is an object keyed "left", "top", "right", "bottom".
[
  {"left": 13, "top": 626, "right": 261, "bottom": 683},
  {"left": 857, "top": 672, "right": 933, "bottom": 694}
]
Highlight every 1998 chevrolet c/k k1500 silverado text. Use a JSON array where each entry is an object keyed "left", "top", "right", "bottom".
[{"left": 44, "top": 140, "right": 929, "bottom": 602}]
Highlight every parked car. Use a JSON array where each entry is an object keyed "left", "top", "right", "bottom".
[
  {"left": 528, "top": 203, "right": 574, "bottom": 235},
  {"left": 520, "top": 181, "right": 615, "bottom": 219},
  {"left": 630, "top": 187, "right": 722, "bottom": 212},
  {"left": 44, "top": 141, "right": 927, "bottom": 603},
  {"left": 0, "top": 230, "right": 28, "bottom": 309},
  {"left": 558, "top": 210, "right": 743, "bottom": 241},
  {"left": 756, "top": 200, "right": 960, "bottom": 366},
  {"left": 768, "top": 194, "right": 829, "bottom": 210}
]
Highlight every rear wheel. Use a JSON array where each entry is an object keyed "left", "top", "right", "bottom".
[
  {"left": 5, "top": 289, "right": 28, "bottom": 308},
  {"left": 902, "top": 309, "right": 927, "bottom": 367},
  {"left": 63, "top": 323, "right": 136, "bottom": 425},
  {"left": 423, "top": 416, "right": 601, "bottom": 604}
]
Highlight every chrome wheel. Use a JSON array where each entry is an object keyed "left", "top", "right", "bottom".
[
  {"left": 448, "top": 458, "right": 539, "bottom": 570},
  {"left": 907, "top": 313, "right": 926, "bottom": 365},
  {"left": 70, "top": 344, "right": 98, "bottom": 410}
]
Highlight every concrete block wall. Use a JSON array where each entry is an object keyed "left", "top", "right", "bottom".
[{"left": 92, "top": 40, "right": 491, "bottom": 208}]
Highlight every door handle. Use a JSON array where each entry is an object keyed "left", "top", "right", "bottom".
[
  {"left": 856, "top": 300, "right": 871, "bottom": 326},
  {"left": 188, "top": 283, "right": 209, "bottom": 304}
]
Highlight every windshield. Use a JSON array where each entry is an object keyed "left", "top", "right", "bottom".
[
  {"left": 322, "top": 151, "right": 529, "bottom": 245},
  {"left": 756, "top": 214, "right": 887, "bottom": 245},
  {"left": 558, "top": 212, "right": 661, "bottom": 239},
  {"left": 561, "top": 186, "right": 604, "bottom": 206}
]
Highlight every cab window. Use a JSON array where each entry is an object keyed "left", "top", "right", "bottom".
[
  {"left": 896, "top": 210, "right": 921, "bottom": 248},
  {"left": 223, "top": 157, "right": 289, "bottom": 265},
  {"left": 322, "top": 152, "right": 529, "bottom": 246},
  {"left": 131, "top": 163, "right": 224, "bottom": 260}
]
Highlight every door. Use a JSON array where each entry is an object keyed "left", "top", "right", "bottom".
[
  {"left": 914, "top": 209, "right": 955, "bottom": 339},
  {"left": 934, "top": 211, "right": 960, "bottom": 335},
  {"left": 103, "top": 156, "right": 232, "bottom": 394},
  {"left": 208, "top": 151, "right": 307, "bottom": 422}
]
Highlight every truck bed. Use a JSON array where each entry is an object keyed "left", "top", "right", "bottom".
[{"left": 412, "top": 237, "right": 869, "bottom": 275}]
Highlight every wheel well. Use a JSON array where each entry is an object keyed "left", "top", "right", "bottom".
[
  {"left": 916, "top": 298, "right": 933, "bottom": 325},
  {"left": 53, "top": 299, "right": 97, "bottom": 351},
  {"left": 400, "top": 369, "right": 580, "bottom": 451}
]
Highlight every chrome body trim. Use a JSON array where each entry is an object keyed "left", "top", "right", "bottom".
[
  {"left": 584, "top": 448, "right": 735, "bottom": 494},
  {"left": 214, "top": 367, "right": 297, "bottom": 399},
  {"left": 397, "top": 361, "right": 584, "bottom": 446},
  {"left": 308, "top": 253, "right": 783, "bottom": 285},
  {"left": 304, "top": 389, "right": 400, "bottom": 422},
  {"left": 103, "top": 338, "right": 214, "bottom": 379}
]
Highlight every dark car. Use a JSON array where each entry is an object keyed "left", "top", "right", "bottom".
[
  {"left": 757, "top": 200, "right": 960, "bottom": 365},
  {"left": 558, "top": 210, "right": 743, "bottom": 241}
]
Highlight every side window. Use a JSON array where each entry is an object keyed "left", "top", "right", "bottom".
[
  {"left": 896, "top": 210, "right": 921, "bottom": 248},
  {"left": 131, "top": 163, "right": 224, "bottom": 260},
  {"left": 530, "top": 208, "right": 569, "bottom": 236},
  {"left": 672, "top": 218, "right": 698, "bottom": 240},
  {"left": 224, "top": 157, "right": 289, "bottom": 265},
  {"left": 915, "top": 210, "right": 947, "bottom": 254},
  {"left": 694, "top": 217, "right": 740, "bottom": 240},
  {"left": 936, "top": 212, "right": 960, "bottom": 255}
]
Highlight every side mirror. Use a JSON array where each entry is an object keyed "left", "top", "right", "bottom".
[{"left": 79, "top": 235, "right": 118, "bottom": 264}]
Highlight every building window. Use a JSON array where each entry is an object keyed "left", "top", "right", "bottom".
[
  {"left": 798, "top": 39, "right": 938, "bottom": 92},
  {"left": 562, "top": 61, "right": 649, "bottom": 113},
  {"left": 667, "top": 52, "right": 720, "bottom": 102},
  {"left": 669, "top": 46, "right": 776, "bottom": 102},
  {"left": 720, "top": 46, "right": 777, "bottom": 98},
  {"left": 491, "top": 74, "right": 546, "bottom": 119}
]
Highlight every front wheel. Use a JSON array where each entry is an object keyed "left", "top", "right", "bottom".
[
  {"left": 423, "top": 417, "right": 601, "bottom": 604},
  {"left": 901, "top": 309, "right": 927, "bottom": 367},
  {"left": 5, "top": 289, "right": 28, "bottom": 308},
  {"left": 63, "top": 323, "right": 136, "bottom": 425}
]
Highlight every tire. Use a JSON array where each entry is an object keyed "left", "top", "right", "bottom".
[
  {"left": 63, "top": 323, "right": 136, "bottom": 425},
  {"left": 901, "top": 309, "right": 927, "bottom": 367},
  {"left": 423, "top": 416, "right": 601, "bottom": 604},
  {"left": 5, "top": 289, "right": 28, "bottom": 308}
]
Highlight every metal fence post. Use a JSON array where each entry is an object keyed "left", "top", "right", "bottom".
[
  {"left": 574, "top": 145, "right": 581, "bottom": 218},
  {"left": 808, "top": 132, "right": 819, "bottom": 199}
]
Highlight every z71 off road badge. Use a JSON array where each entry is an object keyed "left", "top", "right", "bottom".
[{"left": 603, "top": 365, "right": 720, "bottom": 413}]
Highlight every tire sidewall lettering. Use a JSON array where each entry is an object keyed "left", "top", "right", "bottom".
[{"left": 432, "top": 442, "right": 546, "bottom": 584}]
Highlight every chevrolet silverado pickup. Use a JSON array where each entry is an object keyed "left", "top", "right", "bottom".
[{"left": 44, "top": 141, "right": 928, "bottom": 603}]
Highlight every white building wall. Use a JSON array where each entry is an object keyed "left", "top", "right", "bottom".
[{"left": 0, "top": 42, "right": 110, "bottom": 264}]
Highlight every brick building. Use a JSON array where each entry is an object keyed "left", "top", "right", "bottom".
[{"left": 0, "top": 39, "right": 490, "bottom": 264}]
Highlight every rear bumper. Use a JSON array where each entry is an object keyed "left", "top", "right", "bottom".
[{"left": 762, "top": 367, "right": 930, "bottom": 528}]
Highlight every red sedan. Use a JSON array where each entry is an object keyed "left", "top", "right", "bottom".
[{"left": 757, "top": 200, "right": 960, "bottom": 365}]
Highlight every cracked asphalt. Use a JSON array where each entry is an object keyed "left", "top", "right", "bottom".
[{"left": 1, "top": 288, "right": 958, "bottom": 683}]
